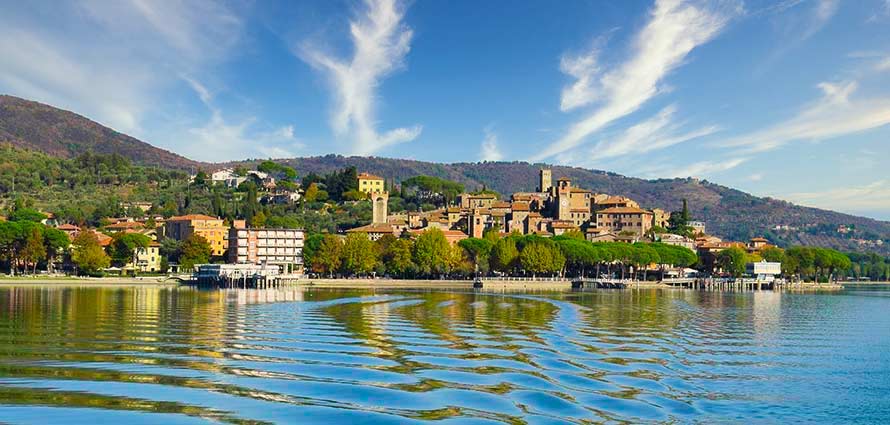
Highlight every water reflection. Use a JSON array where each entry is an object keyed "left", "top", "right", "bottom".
[{"left": 0, "top": 285, "right": 888, "bottom": 424}]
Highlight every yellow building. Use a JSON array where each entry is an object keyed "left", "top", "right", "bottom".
[
  {"left": 164, "top": 214, "right": 228, "bottom": 256},
  {"left": 357, "top": 173, "right": 385, "bottom": 194},
  {"left": 132, "top": 241, "right": 162, "bottom": 272}
]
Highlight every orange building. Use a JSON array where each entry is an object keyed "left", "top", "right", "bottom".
[{"left": 165, "top": 214, "right": 228, "bottom": 256}]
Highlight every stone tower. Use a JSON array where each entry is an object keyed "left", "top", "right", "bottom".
[
  {"left": 556, "top": 178, "right": 571, "bottom": 221},
  {"left": 538, "top": 168, "right": 552, "bottom": 193},
  {"left": 372, "top": 191, "right": 389, "bottom": 224}
]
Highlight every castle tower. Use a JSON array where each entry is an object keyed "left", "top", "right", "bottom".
[
  {"left": 372, "top": 191, "right": 389, "bottom": 224},
  {"left": 556, "top": 177, "right": 571, "bottom": 221},
  {"left": 538, "top": 169, "right": 552, "bottom": 193}
]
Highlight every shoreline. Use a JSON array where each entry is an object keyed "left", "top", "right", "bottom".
[{"left": 0, "top": 276, "right": 876, "bottom": 291}]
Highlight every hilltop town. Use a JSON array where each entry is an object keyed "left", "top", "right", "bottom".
[{"left": 0, "top": 145, "right": 885, "bottom": 283}]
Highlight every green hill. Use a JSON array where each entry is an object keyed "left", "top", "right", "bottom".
[
  {"left": 2, "top": 94, "right": 888, "bottom": 255},
  {"left": 0, "top": 95, "right": 199, "bottom": 170}
]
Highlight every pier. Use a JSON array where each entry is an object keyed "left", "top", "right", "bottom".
[{"left": 191, "top": 264, "right": 304, "bottom": 289}]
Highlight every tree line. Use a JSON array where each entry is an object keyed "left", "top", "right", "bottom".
[{"left": 302, "top": 229, "right": 699, "bottom": 280}]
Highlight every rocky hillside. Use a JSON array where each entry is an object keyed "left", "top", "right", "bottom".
[{"left": 0, "top": 95, "right": 199, "bottom": 170}]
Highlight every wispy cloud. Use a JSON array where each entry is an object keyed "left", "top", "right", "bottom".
[
  {"left": 534, "top": 0, "right": 734, "bottom": 161},
  {"left": 479, "top": 126, "right": 503, "bottom": 162},
  {"left": 643, "top": 157, "right": 748, "bottom": 179},
  {"left": 0, "top": 1, "right": 243, "bottom": 136},
  {"left": 781, "top": 180, "right": 890, "bottom": 218},
  {"left": 184, "top": 77, "right": 302, "bottom": 161},
  {"left": 754, "top": 0, "right": 839, "bottom": 75},
  {"left": 588, "top": 104, "right": 719, "bottom": 162},
  {"left": 802, "top": 0, "right": 840, "bottom": 40},
  {"left": 299, "top": 0, "right": 421, "bottom": 156},
  {"left": 720, "top": 80, "right": 890, "bottom": 153}
]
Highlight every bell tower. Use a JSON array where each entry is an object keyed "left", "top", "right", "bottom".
[
  {"left": 372, "top": 191, "right": 389, "bottom": 224},
  {"left": 538, "top": 168, "right": 552, "bottom": 193}
]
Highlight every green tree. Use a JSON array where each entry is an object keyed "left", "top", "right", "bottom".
[
  {"left": 110, "top": 232, "right": 151, "bottom": 271},
  {"left": 668, "top": 199, "right": 694, "bottom": 237},
  {"left": 382, "top": 238, "right": 414, "bottom": 277},
  {"left": 760, "top": 246, "right": 785, "bottom": 263},
  {"left": 20, "top": 226, "right": 46, "bottom": 274},
  {"left": 303, "top": 183, "right": 320, "bottom": 203},
  {"left": 71, "top": 231, "right": 110, "bottom": 275},
  {"left": 458, "top": 238, "right": 493, "bottom": 274},
  {"left": 312, "top": 234, "right": 343, "bottom": 277},
  {"left": 179, "top": 234, "right": 211, "bottom": 270},
  {"left": 8, "top": 208, "right": 47, "bottom": 223},
  {"left": 520, "top": 242, "right": 565, "bottom": 277},
  {"left": 340, "top": 232, "right": 378, "bottom": 275},
  {"left": 412, "top": 228, "right": 451, "bottom": 276},
  {"left": 716, "top": 247, "right": 747, "bottom": 277},
  {"left": 490, "top": 237, "right": 519, "bottom": 274},
  {"left": 42, "top": 227, "right": 70, "bottom": 273}
]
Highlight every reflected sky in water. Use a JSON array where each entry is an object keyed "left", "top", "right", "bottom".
[{"left": 0, "top": 285, "right": 888, "bottom": 424}]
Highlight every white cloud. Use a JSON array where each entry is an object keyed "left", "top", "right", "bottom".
[
  {"left": 534, "top": 0, "right": 733, "bottom": 161},
  {"left": 0, "top": 1, "right": 243, "bottom": 137},
  {"left": 479, "top": 126, "right": 503, "bottom": 161},
  {"left": 589, "top": 104, "right": 719, "bottom": 161},
  {"left": 299, "top": 0, "right": 421, "bottom": 155},
  {"left": 781, "top": 180, "right": 890, "bottom": 216},
  {"left": 720, "top": 81, "right": 890, "bottom": 153},
  {"left": 803, "top": 0, "right": 839, "bottom": 40},
  {"left": 643, "top": 157, "right": 748, "bottom": 179},
  {"left": 183, "top": 77, "right": 301, "bottom": 161}
]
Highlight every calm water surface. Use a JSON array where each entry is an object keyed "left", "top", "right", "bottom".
[{"left": 0, "top": 285, "right": 888, "bottom": 424}]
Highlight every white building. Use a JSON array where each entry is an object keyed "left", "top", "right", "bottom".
[
  {"left": 228, "top": 227, "right": 304, "bottom": 274},
  {"left": 746, "top": 261, "right": 782, "bottom": 281}
]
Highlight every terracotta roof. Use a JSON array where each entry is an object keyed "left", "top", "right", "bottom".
[
  {"left": 750, "top": 237, "right": 769, "bottom": 242},
  {"left": 550, "top": 222, "right": 577, "bottom": 229},
  {"left": 106, "top": 221, "right": 144, "bottom": 230},
  {"left": 168, "top": 214, "right": 220, "bottom": 221},
  {"left": 490, "top": 211, "right": 506, "bottom": 217},
  {"left": 441, "top": 230, "right": 469, "bottom": 238},
  {"left": 357, "top": 172, "right": 384, "bottom": 180},
  {"left": 570, "top": 187, "right": 591, "bottom": 193},
  {"left": 56, "top": 224, "right": 80, "bottom": 230},
  {"left": 446, "top": 207, "right": 462, "bottom": 213},
  {"left": 570, "top": 208, "right": 589, "bottom": 213},
  {"left": 492, "top": 201, "right": 511, "bottom": 209},
  {"left": 346, "top": 223, "right": 395, "bottom": 233},
  {"left": 511, "top": 202, "right": 530, "bottom": 211},
  {"left": 597, "top": 207, "right": 652, "bottom": 214},
  {"left": 527, "top": 212, "right": 542, "bottom": 218},
  {"left": 557, "top": 177, "right": 571, "bottom": 181},
  {"left": 598, "top": 196, "right": 633, "bottom": 204}
]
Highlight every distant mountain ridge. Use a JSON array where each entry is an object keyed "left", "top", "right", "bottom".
[
  {"left": 3, "top": 94, "right": 888, "bottom": 254},
  {"left": 0, "top": 95, "right": 199, "bottom": 170}
]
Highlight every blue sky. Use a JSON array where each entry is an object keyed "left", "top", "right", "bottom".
[{"left": 1, "top": 0, "right": 889, "bottom": 219}]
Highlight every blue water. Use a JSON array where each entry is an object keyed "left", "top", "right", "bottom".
[{"left": 0, "top": 285, "right": 888, "bottom": 424}]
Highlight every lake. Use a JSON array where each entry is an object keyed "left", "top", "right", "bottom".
[{"left": 0, "top": 284, "right": 888, "bottom": 424}]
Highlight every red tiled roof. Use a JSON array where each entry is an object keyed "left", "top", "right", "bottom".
[
  {"left": 511, "top": 202, "right": 530, "bottom": 211},
  {"left": 357, "top": 172, "right": 384, "bottom": 180},
  {"left": 168, "top": 214, "right": 220, "bottom": 221},
  {"left": 346, "top": 224, "right": 395, "bottom": 233},
  {"left": 597, "top": 207, "right": 652, "bottom": 214}
]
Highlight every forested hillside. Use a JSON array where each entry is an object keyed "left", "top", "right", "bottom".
[
  {"left": 0, "top": 95, "right": 199, "bottom": 170},
  {"left": 2, "top": 95, "right": 887, "bottom": 255}
]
